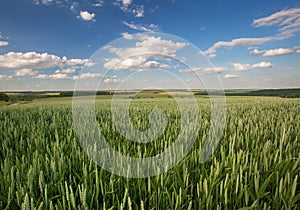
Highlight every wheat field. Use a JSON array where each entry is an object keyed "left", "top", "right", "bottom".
[{"left": 0, "top": 96, "right": 299, "bottom": 209}]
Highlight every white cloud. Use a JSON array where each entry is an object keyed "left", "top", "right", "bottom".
[
  {"left": 232, "top": 61, "right": 273, "bottom": 71},
  {"left": 15, "top": 69, "right": 36, "bottom": 76},
  {"left": 252, "top": 8, "right": 300, "bottom": 39},
  {"left": 78, "top": 11, "right": 95, "bottom": 21},
  {"left": 49, "top": 73, "right": 70, "bottom": 79},
  {"left": 36, "top": 72, "right": 102, "bottom": 80},
  {"left": 251, "top": 46, "right": 299, "bottom": 57},
  {"left": 251, "top": 48, "right": 263, "bottom": 55},
  {"left": 294, "top": 46, "right": 300, "bottom": 53},
  {"left": 134, "top": 6, "right": 144, "bottom": 17},
  {"left": 0, "top": 74, "right": 13, "bottom": 80},
  {"left": 104, "top": 57, "right": 170, "bottom": 70},
  {"left": 122, "top": 21, "right": 158, "bottom": 32},
  {"left": 252, "top": 8, "right": 300, "bottom": 27},
  {"left": 35, "top": 0, "right": 144, "bottom": 19},
  {"left": 63, "top": 58, "right": 91, "bottom": 66},
  {"left": 205, "top": 7, "right": 300, "bottom": 57},
  {"left": 114, "top": 0, "right": 145, "bottom": 18},
  {"left": 232, "top": 63, "right": 252, "bottom": 72},
  {"left": 34, "top": 0, "right": 53, "bottom": 5},
  {"left": 84, "top": 62, "right": 95, "bottom": 67},
  {"left": 55, "top": 68, "right": 76, "bottom": 74},
  {"left": 224, "top": 74, "right": 238, "bottom": 79},
  {"left": 35, "top": 73, "right": 69, "bottom": 80},
  {"left": 122, "top": 0, "right": 132, "bottom": 6},
  {"left": 263, "top": 48, "right": 294, "bottom": 57},
  {"left": 207, "top": 54, "right": 216, "bottom": 59},
  {"left": 204, "top": 37, "right": 272, "bottom": 57},
  {"left": 103, "top": 78, "right": 122, "bottom": 84},
  {"left": 0, "top": 41, "right": 9, "bottom": 46},
  {"left": 107, "top": 35, "right": 187, "bottom": 58},
  {"left": 92, "top": 0, "right": 104, "bottom": 7},
  {"left": 179, "top": 66, "right": 228, "bottom": 75},
  {"left": 121, "top": 32, "right": 134, "bottom": 40},
  {"left": 252, "top": 62, "right": 273, "bottom": 68},
  {"left": 72, "top": 73, "right": 103, "bottom": 80},
  {"left": 0, "top": 52, "right": 61, "bottom": 69},
  {"left": 103, "top": 35, "right": 187, "bottom": 70},
  {"left": 0, "top": 52, "right": 91, "bottom": 70},
  {"left": 35, "top": 74, "right": 48, "bottom": 79},
  {"left": 70, "top": 5, "right": 76, "bottom": 12}
]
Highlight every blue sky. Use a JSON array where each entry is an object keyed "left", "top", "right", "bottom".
[{"left": 0, "top": 0, "right": 299, "bottom": 90}]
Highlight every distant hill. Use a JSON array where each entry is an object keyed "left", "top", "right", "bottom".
[
  {"left": 194, "top": 89, "right": 300, "bottom": 98},
  {"left": 1, "top": 89, "right": 300, "bottom": 103},
  {"left": 225, "top": 89, "right": 300, "bottom": 98}
]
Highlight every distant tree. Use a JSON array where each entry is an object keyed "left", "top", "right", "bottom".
[
  {"left": 59, "top": 92, "right": 73, "bottom": 97},
  {"left": 96, "top": 91, "right": 112, "bottom": 95},
  {"left": 0, "top": 93, "right": 9, "bottom": 102}
]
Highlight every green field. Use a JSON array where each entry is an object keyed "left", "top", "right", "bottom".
[{"left": 1, "top": 96, "right": 300, "bottom": 209}]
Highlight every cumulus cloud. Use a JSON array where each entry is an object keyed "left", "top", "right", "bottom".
[
  {"left": 179, "top": 66, "right": 228, "bottom": 75},
  {"left": 232, "top": 62, "right": 273, "bottom": 71},
  {"left": 121, "top": 32, "right": 134, "bottom": 40},
  {"left": 224, "top": 74, "right": 238, "bottom": 79},
  {"left": 0, "top": 52, "right": 91, "bottom": 70},
  {"left": 122, "top": 0, "right": 132, "bottom": 6},
  {"left": 251, "top": 46, "right": 299, "bottom": 57},
  {"left": 15, "top": 69, "right": 36, "bottom": 76},
  {"left": 0, "top": 74, "right": 13, "bottom": 80},
  {"left": 49, "top": 73, "right": 70, "bottom": 79},
  {"left": 205, "top": 7, "right": 300, "bottom": 57},
  {"left": 107, "top": 35, "right": 187, "bottom": 58},
  {"left": 0, "top": 52, "right": 61, "bottom": 69},
  {"left": 104, "top": 57, "right": 170, "bottom": 70},
  {"left": 35, "top": 74, "right": 48, "bottom": 79},
  {"left": 78, "top": 11, "right": 95, "bottom": 21},
  {"left": 232, "top": 63, "right": 252, "bottom": 72},
  {"left": 0, "top": 41, "right": 9, "bottom": 46},
  {"left": 103, "top": 78, "right": 122, "bottom": 84},
  {"left": 35, "top": 73, "right": 69, "bottom": 80},
  {"left": 35, "top": 72, "right": 103, "bottom": 80},
  {"left": 55, "top": 68, "right": 76, "bottom": 74},
  {"left": 252, "top": 62, "right": 273, "bottom": 68},
  {"left": 263, "top": 48, "right": 293, "bottom": 56},
  {"left": 103, "top": 35, "right": 187, "bottom": 70},
  {"left": 64, "top": 58, "right": 91, "bottom": 66},
  {"left": 72, "top": 73, "right": 103, "bottom": 80},
  {"left": 122, "top": 21, "right": 158, "bottom": 32}
]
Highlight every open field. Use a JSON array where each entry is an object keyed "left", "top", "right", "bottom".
[{"left": 1, "top": 96, "right": 300, "bottom": 209}]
